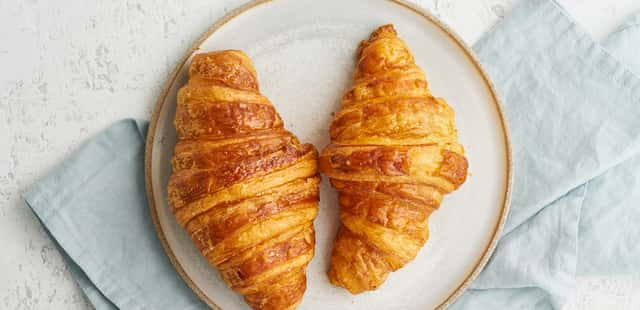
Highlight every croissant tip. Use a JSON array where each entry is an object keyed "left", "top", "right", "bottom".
[
  {"left": 369, "top": 24, "right": 398, "bottom": 40},
  {"left": 357, "top": 24, "right": 399, "bottom": 58},
  {"left": 188, "top": 49, "right": 259, "bottom": 92},
  {"left": 194, "top": 48, "right": 246, "bottom": 56}
]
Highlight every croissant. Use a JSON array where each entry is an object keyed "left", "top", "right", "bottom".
[
  {"left": 320, "top": 25, "right": 468, "bottom": 294},
  {"left": 167, "top": 50, "right": 319, "bottom": 310}
]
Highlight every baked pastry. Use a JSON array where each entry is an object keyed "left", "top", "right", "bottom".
[
  {"left": 167, "top": 50, "right": 319, "bottom": 310},
  {"left": 320, "top": 25, "right": 468, "bottom": 294}
]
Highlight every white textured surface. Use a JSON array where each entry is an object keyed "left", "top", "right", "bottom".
[{"left": 2, "top": 0, "right": 640, "bottom": 309}]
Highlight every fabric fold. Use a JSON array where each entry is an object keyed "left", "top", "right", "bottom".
[
  {"left": 474, "top": 0, "right": 640, "bottom": 235},
  {"left": 577, "top": 13, "right": 640, "bottom": 276},
  {"left": 453, "top": 0, "right": 640, "bottom": 308},
  {"left": 24, "top": 119, "right": 206, "bottom": 310}
]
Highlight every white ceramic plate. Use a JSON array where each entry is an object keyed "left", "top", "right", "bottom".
[{"left": 145, "top": 0, "right": 511, "bottom": 309}]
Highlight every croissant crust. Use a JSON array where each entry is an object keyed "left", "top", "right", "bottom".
[
  {"left": 320, "top": 25, "right": 468, "bottom": 294},
  {"left": 168, "top": 50, "right": 319, "bottom": 310}
]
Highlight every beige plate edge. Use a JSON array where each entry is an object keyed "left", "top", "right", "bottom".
[{"left": 143, "top": 0, "right": 514, "bottom": 309}]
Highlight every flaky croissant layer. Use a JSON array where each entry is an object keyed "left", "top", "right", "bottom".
[
  {"left": 320, "top": 24, "right": 468, "bottom": 294},
  {"left": 167, "top": 50, "right": 319, "bottom": 310}
]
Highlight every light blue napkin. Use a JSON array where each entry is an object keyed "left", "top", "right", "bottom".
[
  {"left": 24, "top": 120, "right": 206, "bottom": 310},
  {"left": 23, "top": 0, "right": 640, "bottom": 309},
  {"left": 452, "top": 0, "right": 640, "bottom": 309}
]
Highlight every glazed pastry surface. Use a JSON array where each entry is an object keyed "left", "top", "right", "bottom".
[
  {"left": 168, "top": 50, "right": 319, "bottom": 310},
  {"left": 320, "top": 25, "right": 468, "bottom": 294}
]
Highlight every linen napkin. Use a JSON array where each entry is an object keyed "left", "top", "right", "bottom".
[
  {"left": 451, "top": 0, "right": 640, "bottom": 309},
  {"left": 24, "top": 119, "right": 206, "bottom": 310},
  {"left": 23, "top": 0, "right": 640, "bottom": 309}
]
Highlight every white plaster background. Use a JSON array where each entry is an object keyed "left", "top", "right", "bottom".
[{"left": 1, "top": 0, "right": 640, "bottom": 309}]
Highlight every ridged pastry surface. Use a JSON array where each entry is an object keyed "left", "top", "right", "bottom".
[
  {"left": 320, "top": 25, "right": 468, "bottom": 294},
  {"left": 167, "top": 50, "right": 319, "bottom": 310}
]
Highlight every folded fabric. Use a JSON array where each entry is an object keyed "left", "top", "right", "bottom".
[
  {"left": 23, "top": 0, "right": 640, "bottom": 309},
  {"left": 577, "top": 12, "right": 640, "bottom": 276},
  {"left": 24, "top": 120, "right": 207, "bottom": 310},
  {"left": 451, "top": 0, "right": 640, "bottom": 309}
]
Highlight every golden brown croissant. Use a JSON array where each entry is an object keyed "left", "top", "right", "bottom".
[
  {"left": 167, "top": 50, "right": 319, "bottom": 310},
  {"left": 320, "top": 25, "right": 468, "bottom": 294}
]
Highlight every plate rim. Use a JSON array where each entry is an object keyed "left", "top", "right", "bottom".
[{"left": 144, "top": 0, "right": 513, "bottom": 309}]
